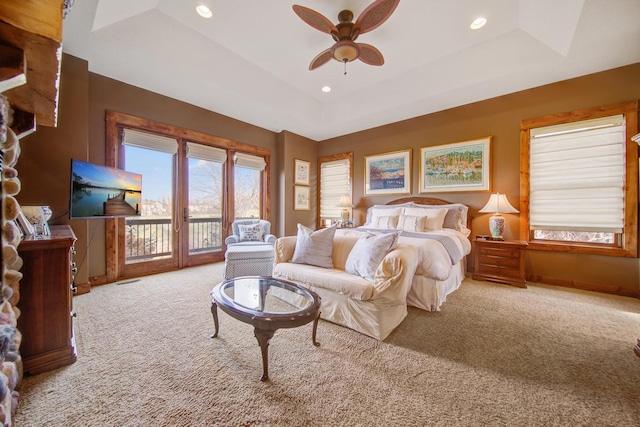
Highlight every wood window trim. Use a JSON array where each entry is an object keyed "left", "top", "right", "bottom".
[
  {"left": 317, "top": 152, "right": 353, "bottom": 229},
  {"left": 104, "top": 110, "right": 271, "bottom": 281},
  {"left": 519, "top": 100, "right": 639, "bottom": 257}
]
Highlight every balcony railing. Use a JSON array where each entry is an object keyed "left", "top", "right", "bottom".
[{"left": 125, "top": 217, "right": 223, "bottom": 261}]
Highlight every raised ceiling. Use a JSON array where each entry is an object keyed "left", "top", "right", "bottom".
[{"left": 61, "top": 0, "right": 640, "bottom": 141}]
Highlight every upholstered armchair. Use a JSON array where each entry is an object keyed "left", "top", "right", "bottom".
[{"left": 225, "top": 219, "right": 276, "bottom": 246}]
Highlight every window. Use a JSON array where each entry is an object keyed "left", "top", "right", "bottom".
[
  {"left": 520, "top": 101, "right": 638, "bottom": 257},
  {"left": 318, "top": 152, "right": 353, "bottom": 227}
]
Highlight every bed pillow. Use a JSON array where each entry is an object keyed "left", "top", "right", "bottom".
[
  {"left": 396, "top": 215, "right": 425, "bottom": 232},
  {"left": 402, "top": 207, "right": 447, "bottom": 231},
  {"left": 373, "top": 215, "right": 399, "bottom": 229},
  {"left": 345, "top": 232, "right": 399, "bottom": 281},
  {"left": 410, "top": 203, "right": 469, "bottom": 232},
  {"left": 238, "top": 223, "right": 263, "bottom": 242},
  {"left": 365, "top": 203, "right": 412, "bottom": 226},
  {"left": 291, "top": 224, "right": 336, "bottom": 268}
]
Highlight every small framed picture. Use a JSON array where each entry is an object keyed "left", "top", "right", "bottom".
[
  {"left": 294, "top": 186, "right": 310, "bottom": 210},
  {"left": 294, "top": 159, "right": 310, "bottom": 185},
  {"left": 16, "top": 208, "right": 34, "bottom": 235}
]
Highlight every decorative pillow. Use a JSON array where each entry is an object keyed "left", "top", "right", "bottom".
[
  {"left": 238, "top": 223, "right": 263, "bottom": 241},
  {"left": 396, "top": 214, "right": 425, "bottom": 232},
  {"left": 291, "top": 224, "right": 336, "bottom": 268},
  {"left": 373, "top": 215, "right": 399, "bottom": 229},
  {"left": 402, "top": 207, "right": 447, "bottom": 231},
  {"left": 345, "top": 232, "right": 399, "bottom": 281}
]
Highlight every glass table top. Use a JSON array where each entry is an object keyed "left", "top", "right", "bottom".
[{"left": 216, "top": 276, "right": 314, "bottom": 315}]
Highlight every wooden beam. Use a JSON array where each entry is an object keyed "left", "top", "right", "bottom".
[
  {"left": 10, "top": 107, "right": 35, "bottom": 139},
  {"left": 0, "top": 44, "right": 26, "bottom": 92},
  {"left": 0, "top": 21, "right": 61, "bottom": 127},
  {"left": 0, "top": 0, "right": 64, "bottom": 43}
]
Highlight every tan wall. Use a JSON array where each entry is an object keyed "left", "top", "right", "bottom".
[
  {"left": 277, "top": 131, "right": 317, "bottom": 236},
  {"left": 17, "top": 55, "right": 91, "bottom": 285},
  {"left": 318, "top": 63, "right": 640, "bottom": 294},
  {"left": 18, "top": 54, "right": 279, "bottom": 284},
  {"left": 15, "top": 52, "right": 640, "bottom": 295}
]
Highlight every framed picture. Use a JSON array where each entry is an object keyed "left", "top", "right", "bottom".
[
  {"left": 364, "top": 149, "right": 412, "bottom": 195},
  {"left": 419, "top": 137, "right": 491, "bottom": 193},
  {"left": 294, "top": 159, "right": 310, "bottom": 185},
  {"left": 294, "top": 186, "right": 310, "bottom": 210}
]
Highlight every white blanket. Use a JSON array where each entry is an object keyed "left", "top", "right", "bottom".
[{"left": 336, "top": 228, "right": 471, "bottom": 281}]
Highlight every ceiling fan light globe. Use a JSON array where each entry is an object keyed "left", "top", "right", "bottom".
[{"left": 332, "top": 41, "right": 360, "bottom": 62}]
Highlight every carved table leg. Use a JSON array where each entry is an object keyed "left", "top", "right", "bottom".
[
  {"left": 210, "top": 301, "right": 219, "bottom": 338},
  {"left": 254, "top": 328, "right": 276, "bottom": 381},
  {"left": 312, "top": 311, "right": 320, "bottom": 347}
]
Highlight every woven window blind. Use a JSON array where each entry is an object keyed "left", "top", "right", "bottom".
[
  {"left": 320, "top": 159, "right": 350, "bottom": 220},
  {"left": 529, "top": 114, "right": 625, "bottom": 233},
  {"left": 122, "top": 128, "right": 178, "bottom": 154},
  {"left": 186, "top": 142, "right": 227, "bottom": 163},
  {"left": 234, "top": 153, "right": 266, "bottom": 171}
]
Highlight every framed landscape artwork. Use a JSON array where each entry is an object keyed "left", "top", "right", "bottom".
[
  {"left": 294, "top": 186, "right": 310, "bottom": 210},
  {"left": 419, "top": 137, "right": 491, "bottom": 193},
  {"left": 294, "top": 159, "right": 310, "bottom": 185},
  {"left": 364, "top": 149, "right": 412, "bottom": 195}
]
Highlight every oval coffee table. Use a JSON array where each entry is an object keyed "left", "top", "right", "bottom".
[{"left": 210, "top": 276, "right": 321, "bottom": 381}]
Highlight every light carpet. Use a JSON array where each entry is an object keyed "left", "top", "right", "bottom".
[{"left": 14, "top": 263, "right": 640, "bottom": 426}]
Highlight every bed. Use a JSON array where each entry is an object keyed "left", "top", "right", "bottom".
[{"left": 335, "top": 197, "right": 472, "bottom": 311}]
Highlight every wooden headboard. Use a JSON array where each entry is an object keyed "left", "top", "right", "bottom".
[
  {"left": 386, "top": 197, "right": 472, "bottom": 231},
  {"left": 386, "top": 197, "right": 453, "bottom": 206}
]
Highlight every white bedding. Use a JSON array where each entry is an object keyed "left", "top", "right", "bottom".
[{"left": 335, "top": 227, "right": 471, "bottom": 281}]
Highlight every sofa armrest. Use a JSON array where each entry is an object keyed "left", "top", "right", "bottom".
[
  {"left": 371, "top": 244, "right": 419, "bottom": 304},
  {"left": 225, "top": 235, "right": 240, "bottom": 245},
  {"left": 264, "top": 234, "right": 277, "bottom": 245},
  {"left": 275, "top": 236, "right": 297, "bottom": 264}
]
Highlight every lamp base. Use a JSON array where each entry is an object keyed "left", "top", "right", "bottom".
[
  {"left": 340, "top": 209, "right": 349, "bottom": 224},
  {"left": 489, "top": 214, "right": 505, "bottom": 240}
]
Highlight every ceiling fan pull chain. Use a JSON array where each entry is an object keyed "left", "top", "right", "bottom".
[{"left": 344, "top": 59, "right": 347, "bottom": 75}]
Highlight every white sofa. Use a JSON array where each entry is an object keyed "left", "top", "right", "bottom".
[{"left": 273, "top": 234, "right": 418, "bottom": 341}]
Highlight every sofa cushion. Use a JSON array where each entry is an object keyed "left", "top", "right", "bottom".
[
  {"left": 291, "top": 224, "right": 336, "bottom": 268},
  {"left": 273, "top": 263, "right": 374, "bottom": 301},
  {"left": 345, "top": 232, "right": 399, "bottom": 281}
]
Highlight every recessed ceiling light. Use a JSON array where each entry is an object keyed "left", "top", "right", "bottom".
[
  {"left": 470, "top": 17, "right": 487, "bottom": 30},
  {"left": 322, "top": 86, "right": 331, "bottom": 93},
  {"left": 196, "top": 4, "right": 212, "bottom": 19}
]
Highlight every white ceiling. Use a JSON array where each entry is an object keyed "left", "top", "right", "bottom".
[{"left": 61, "top": 0, "right": 640, "bottom": 141}]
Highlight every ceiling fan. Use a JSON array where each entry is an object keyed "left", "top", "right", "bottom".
[{"left": 292, "top": 0, "right": 400, "bottom": 74}]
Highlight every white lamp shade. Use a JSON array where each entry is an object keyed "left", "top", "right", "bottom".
[
  {"left": 479, "top": 193, "right": 519, "bottom": 214},
  {"left": 336, "top": 194, "right": 354, "bottom": 208}
]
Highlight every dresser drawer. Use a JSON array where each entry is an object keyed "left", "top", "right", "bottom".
[{"left": 477, "top": 246, "right": 521, "bottom": 260}]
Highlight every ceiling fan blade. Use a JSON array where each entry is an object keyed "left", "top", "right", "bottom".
[
  {"left": 292, "top": 5, "right": 338, "bottom": 36},
  {"left": 354, "top": 0, "right": 400, "bottom": 34},
  {"left": 357, "top": 43, "right": 384, "bottom": 66},
  {"left": 309, "top": 48, "right": 334, "bottom": 70}
]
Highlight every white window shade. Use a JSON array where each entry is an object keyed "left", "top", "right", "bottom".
[
  {"left": 122, "top": 128, "right": 178, "bottom": 154},
  {"left": 529, "top": 115, "right": 625, "bottom": 233},
  {"left": 234, "top": 153, "right": 266, "bottom": 171},
  {"left": 186, "top": 142, "right": 227, "bottom": 163},
  {"left": 320, "top": 159, "right": 350, "bottom": 220}
]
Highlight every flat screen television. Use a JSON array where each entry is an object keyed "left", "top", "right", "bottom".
[{"left": 70, "top": 159, "right": 142, "bottom": 219}]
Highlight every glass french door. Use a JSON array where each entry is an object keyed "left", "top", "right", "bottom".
[{"left": 105, "top": 112, "right": 269, "bottom": 282}]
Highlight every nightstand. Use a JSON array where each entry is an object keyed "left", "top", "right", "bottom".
[{"left": 472, "top": 239, "right": 528, "bottom": 288}]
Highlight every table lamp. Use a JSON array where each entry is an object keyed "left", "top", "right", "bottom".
[
  {"left": 479, "top": 193, "right": 519, "bottom": 240},
  {"left": 336, "top": 194, "right": 354, "bottom": 224}
]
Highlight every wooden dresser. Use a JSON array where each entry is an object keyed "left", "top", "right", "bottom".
[
  {"left": 473, "top": 239, "right": 528, "bottom": 288},
  {"left": 17, "top": 225, "right": 77, "bottom": 375}
]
